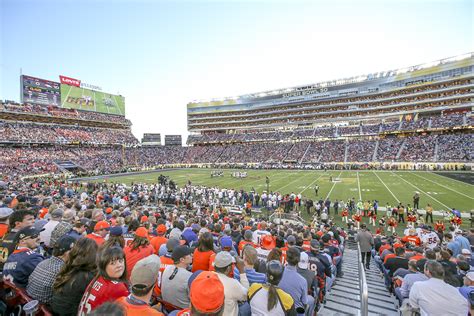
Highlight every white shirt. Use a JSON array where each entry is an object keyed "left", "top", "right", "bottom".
[
  {"left": 39, "top": 219, "right": 60, "bottom": 247},
  {"left": 420, "top": 232, "right": 439, "bottom": 249},
  {"left": 409, "top": 277, "right": 469, "bottom": 316},
  {"left": 216, "top": 272, "right": 249, "bottom": 316},
  {"left": 252, "top": 230, "right": 270, "bottom": 244}
]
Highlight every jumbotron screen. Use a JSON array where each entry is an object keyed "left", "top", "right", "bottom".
[
  {"left": 21, "top": 75, "right": 61, "bottom": 106},
  {"left": 60, "top": 84, "right": 125, "bottom": 116}
]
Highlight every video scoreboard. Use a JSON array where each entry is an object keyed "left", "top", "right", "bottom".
[{"left": 21, "top": 75, "right": 61, "bottom": 106}]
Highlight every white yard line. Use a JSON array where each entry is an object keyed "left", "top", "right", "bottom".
[
  {"left": 299, "top": 172, "right": 325, "bottom": 195},
  {"left": 325, "top": 170, "right": 343, "bottom": 200},
  {"left": 357, "top": 171, "right": 362, "bottom": 201},
  {"left": 429, "top": 171, "right": 474, "bottom": 187},
  {"left": 93, "top": 91, "right": 97, "bottom": 112},
  {"left": 61, "top": 85, "right": 72, "bottom": 107},
  {"left": 113, "top": 95, "right": 123, "bottom": 115},
  {"left": 372, "top": 171, "right": 400, "bottom": 203},
  {"left": 391, "top": 172, "right": 451, "bottom": 211},
  {"left": 273, "top": 171, "right": 312, "bottom": 193},
  {"left": 410, "top": 172, "right": 474, "bottom": 200}
]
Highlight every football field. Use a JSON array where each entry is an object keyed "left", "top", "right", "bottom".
[
  {"left": 91, "top": 169, "right": 474, "bottom": 217},
  {"left": 60, "top": 84, "right": 125, "bottom": 115}
]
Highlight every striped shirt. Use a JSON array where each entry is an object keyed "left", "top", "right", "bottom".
[{"left": 234, "top": 267, "right": 266, "bottom": 285}]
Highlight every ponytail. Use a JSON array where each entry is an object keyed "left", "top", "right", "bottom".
[{"left": 267, "top": 284, "right": 278, "bottom": 311}]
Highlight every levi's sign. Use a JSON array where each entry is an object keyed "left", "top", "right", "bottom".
[{"left": 59, "top": 75, "right": 102, "bottom": 91}]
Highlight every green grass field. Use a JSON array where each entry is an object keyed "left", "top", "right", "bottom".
[
  {"left": 91, "top": 169, "right": 473, "bottom": 233},
  {"left": 60, "top": 84, "right": 125, "bottom": 115}
]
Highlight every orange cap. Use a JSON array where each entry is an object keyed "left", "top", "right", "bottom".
[
  {"left": 157, "top": 224, "right": 167, "bottom": 234},
  {"left": 190, "top": 271, "right": 224, "bottom": 313},
  {"left": 261, "top": 235, "right": 276, "bottom": 250},
  {"left": 135, "top": 227, "right": 148, "bottom": 238},
  {"left": 140, "top": 215, "right": 148, "bottom": 223},
  {"left": 105, "top": 207, "right": 113, "bottom": 214},
  {"left": 94, "top": 220, "right": 110, "bottom": 231}
]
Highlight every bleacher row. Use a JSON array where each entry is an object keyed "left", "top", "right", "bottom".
[
  {"left": 187, "top": 113, "right": 470, "bottom": 144},
  {"left": 187, "top": 77, "right": 473, "bottom": 130},
  {"left": 0, "top": 133, "right": 472, "bottom": 180}
]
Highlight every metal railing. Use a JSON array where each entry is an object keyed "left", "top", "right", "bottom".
[{"left": 357, "top": 242, "right": 369, "bottom": 316}]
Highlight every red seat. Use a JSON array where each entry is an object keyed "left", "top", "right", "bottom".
[{"left": 2, "top": 279, "right": 52, "bottom": 316}]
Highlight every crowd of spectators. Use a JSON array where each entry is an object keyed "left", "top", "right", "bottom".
[
  {"left": 0, "top": 121, "right": 138, "bottom": 145},
  {"left": 1, "top": 102, "right": 131, "bottom": 125},
  {"left": 399, "top": 135, "right": 437, "bottom": 162},
  {"left": 437, "top": 134, "right": 474, "bottom": 162},
  {"left": 0, "top": 177, "right": 354, "bottom": 315}
]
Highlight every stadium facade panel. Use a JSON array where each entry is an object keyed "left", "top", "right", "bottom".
[{"left": 187, "top": 53, "right": 473, "bottom": 133}]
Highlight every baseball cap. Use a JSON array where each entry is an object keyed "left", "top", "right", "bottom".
[
  {"left": 172, "top": 245, "right": 192, "bottom": 263},
  {"left": 466, "top": 271, "right": 474, "bottom": 281},
  {"left": 461, "top": 248, "right": 472, "bottom": 255},
  {"left": 105, "top": 207, "right": 113, "bottom": 214},
  {"left": 310, "top": 239, "right": 321, "bottom": 250},
  {"left": 0, "top": 207, "right": 13, "bottom": 219},
  {"left": 261, "top": 235, "right": 276, "bottom": 250},
  {"left": 94, "top": 220, "right": 110, "bottom": 231},
  {"left": 135, "top": 227, "right": 148, "bottom": 238},
  {"left": 56, "top": 235, "right": 76, "bottom": 253},
  {"left": 130, "top": 255, "right": 161, "bottom": 289},
  {"left": 109, "top": 226, "right": 123, "bottom": 237},
  {"left": 214, "top": 251, "right": 236, "bottom": 268},
  {"left": 190, "top": 271, "right": 224, "bottom": 313},
  {"left": 166, "top": 238, "right": 180, "bottom": 252},
  {"left": 14, "top": 226, "right": 43, "bottom": 243},
  {"left": 287, "top": 235, "right": 296, "bottom": 245},
  {"left": 191, "top": 224, "right": 201, "bottom": 232},
  {"left": 244, "top": 230, "right": 253, "bottom": 240},
  {"left": 156, "top": 224, "right": 167, "bottom": 234},
  {"left": 140, "top": 215, "right": 148, "bottom": 223},
  {"left": 298, "top": 252, "right": 309, "bottom": 269},
  {"left": 50, "top": 208, "right": 64, "bottom": 219},
  {"left": 220, "top": 236, "right": 233, "bottom": 249}
]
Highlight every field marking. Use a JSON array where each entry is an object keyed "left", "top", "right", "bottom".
[
  {"left": 429, "top": 171, "right": 474, "bottom": 187},
  {"left": 391, "top": 172, "right": 451, "bottom": 211},
  {"left": 61, "top": 85, "right": 73, "bottom": 107},
  {"left": 372, "top": 171, "right": 400, "bottom": 203},
  {"left": 113, "top": 94, "right": 123, "bottom": 115},
  {"left": 410, "top": 172, "right": 474, "bottom": 200},
  {"left": 298, "top": 173, "right": 325, "bottom": 195},
  {"left": 271, "top": 171, "right": 313, "bottom": 193},
  {"left": 356, "top": 171, "right": 362, "bottom": 201},
  {"left": 325, "top": 170, "right": 343, "bottom": 200}
]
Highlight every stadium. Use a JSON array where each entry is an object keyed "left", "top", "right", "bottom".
[
  {"left": 1, "top": 2, "right": 473, "bottom": 315},
  {"left": 1, "top": 52, "right": 473, "bottom": 315}
]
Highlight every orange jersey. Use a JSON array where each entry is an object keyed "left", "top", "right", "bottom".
[
  {"left": 0, "top": 223, "right": 8, "bottom": 238},
  {"left": 86, "top": 233, "right": 105, "bottom": 246},
  {"left": 150, "top": 236, "right": 168, "bottom": 254},
  {"left": 238, "top": 240, "right": 256, "bottom": 255},
  {"left": 401, "top": 236, "right": 421, "bottom": 246},
  {"left": 116, "top": 296, "right": 164, "bottom": 316}
]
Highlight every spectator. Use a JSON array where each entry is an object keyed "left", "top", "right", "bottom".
[
  {"left": 356, "top": 223, "right": 374, "bottom": 270},
  {"left": 124, "top": 227, "right": 155, "bottom": 279},
  {"left": 214, "top": 251, "right": 249, "bottom": 316},
  {"left": 394, "top": 260, "right": 428, "bottom": 304},
  {"left": 40, "top": 208, "right": 64, "bottom": 248},
  {"left": 278, "top": 247, "right": 314, "bottom": 315},
  {"left": 52, "top": 238, "right": 98, "bottom": 316},
  {"left": 234, "top": 245, "right": 266, "bottom": 285},
  {"left": 102, "top": 226, "right": 126, "bottom": 249},
  {"left": 86, "top": 220, "right": 110, "bottom": 246},
  {"left": 248, "top": 260, "right": 296, "bottom": 315},
  {"left": 409, "top": 260, "right": 469, "bottom": 315},
  {"left": 116, "top": 255, "right": 164, "bottom": 315},
  {"left": 0, "top": 210, "right": 35, "bottom": 269},
  {"left": 192, "top": 232, "right": 215, "bottom": 272},
  {"left": 78, "top": 246, "right": 129, "bottom": 315},
  {"left": 27, "top": 235, "right": 75, "bottom": 305},
  {"left": 161, "top": 245, "right": 193, "bottom": 309},
  {"left": 3, "top": 226, "right": 44, "bottom": 288}
]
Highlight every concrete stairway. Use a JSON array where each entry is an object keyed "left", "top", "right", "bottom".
[{"left": 320, "top": 240, "right": 398, "bottom": 316}]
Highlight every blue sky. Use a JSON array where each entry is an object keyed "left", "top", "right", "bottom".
[{"left": 1, "top": 0, "right": 473, "bottom": 141}]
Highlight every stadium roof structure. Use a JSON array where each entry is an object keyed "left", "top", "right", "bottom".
[{"left": 189, "top": 52, "right": 473, "bottom": 104}]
